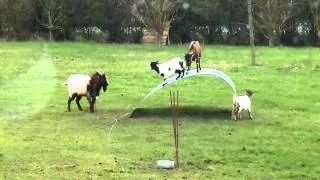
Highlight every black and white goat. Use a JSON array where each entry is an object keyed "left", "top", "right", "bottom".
[
  {"left": 150, "top": 57, "right": 186, "bottom": 86},
  {"left": 232, "top": 89, "right": 254, "bottom": 120},
  {"left": 66, "top": 70, "right": 108, "bottom": 113}
]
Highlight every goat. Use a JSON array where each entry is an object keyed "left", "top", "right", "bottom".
[
  {"left": 185, "top": 41, "right": 202, "bottom": 73},
  {"left": 66, "top": 70, "right": 108, "bottom": 113},
  {"left": 150, "top": 57, "right": 186, "bottom": 86},
  {"left": 232, "top": 89, "right": 254, "bottom": 120}
]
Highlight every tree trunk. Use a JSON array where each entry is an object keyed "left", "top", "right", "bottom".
[
  {"left": 49, "top": 29, "right": 53, "bottom": 41},
  {"left": 310, "top": 21, "right": 318, "bottom": 45},
  {"left": 248, "top": 0, "right": 256, "bottom": 66},
  {"left": 157, "top": 31, "right": 163, "bottom": 46},
  {"left": 268, "top": 38, "right": 273, "bottom": 47},
  {"left": 309, "top": 1, "right": 320, "bottom": 45},
  {"left": 208, "top": 25, "right": 216, "bottom": 43},
  {"left": 268, "top": 35, "right": 276, "bottom": 47},
  {"left": 314, "top": 16, "right": 320, "bottom": 44},
  {"left": 48, "top": 10, "right": 53, "bottom": 41},
  {"left": 0, "top": 18, "right": 4, "bottom": 38},
  {"left": 164, "top": 26, "right": 170, "bottom": 45}
]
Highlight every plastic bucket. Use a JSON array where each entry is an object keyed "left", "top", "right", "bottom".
[{"left": 156, "top": 160, "right": 175, "bottom": 169}]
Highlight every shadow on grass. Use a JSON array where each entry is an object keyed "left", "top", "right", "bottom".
[{"left": 130, "top": 106, "right": 231, "bottom": 120}]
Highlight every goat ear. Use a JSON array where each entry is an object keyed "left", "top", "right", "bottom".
[{"left": 245, "top": 89, "right": 254, "bottom": 96}]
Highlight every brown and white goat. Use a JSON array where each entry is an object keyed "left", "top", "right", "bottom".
[
  {"left": 185, "top": 41, "right": 202, "bottom": 73},
  {"left": 232, "top": 89, "right": 254, "bottom": 120},
  {"left": 66, "top": 70, "right": 108, "bottom": 113}
]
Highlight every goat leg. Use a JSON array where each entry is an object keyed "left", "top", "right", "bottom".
[
  {"left": 231, "top": 108, "right": 235, "bottom": 120},
  {"left": 89, "top": 104, "right": 94, "bottom": 113},
  {"left": 86, "top": 94, "right": 95, "bottom": 113},
  {"left": 67, "top": 94, "right": 77, "bottom": 112},
  {"left": 186, "top": 66, "right": 190, "bottom": 74},
  {"left": 197, "top": 63, "right": 199, "bottom": 73},
  {"left": 67, "top": 99, "right": 71, "bottom": 112},
  {"left": 76, "top": 96, "right": 82, "bottom": 111},
  {"left": 176, "top": 70, "right": 181, "bottom": 80},
  {"left": 248, "top": 109, "right": 253, "bottom": 120},
  {"left": 163, "top": 78, "right": 167, "bottom": 86},
  {"left": 233, "top": 103, "right": 239, "bottom": 120}
]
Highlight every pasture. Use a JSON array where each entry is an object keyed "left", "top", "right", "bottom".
[{"left": 0, "top": 42, "right": 319, "bottom": 179}]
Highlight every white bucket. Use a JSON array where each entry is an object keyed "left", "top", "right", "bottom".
[{"left": 156, "top": 160, "right": 175, "bottom": 169}]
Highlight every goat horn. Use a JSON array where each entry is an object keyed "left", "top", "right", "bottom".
[{"left": 96, "top": 69, "right": 104, "bottom": 75}]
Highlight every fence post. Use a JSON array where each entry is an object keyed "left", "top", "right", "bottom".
[{"left": 170, "top": 90, "right": 179, "bottom": 168}]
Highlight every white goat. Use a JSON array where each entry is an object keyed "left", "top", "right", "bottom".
[
  {"left": 150, "top": 57, "right": 186, "bottom": 86},
  {"left": 232, "top": 89, "right": 254, "bottom": 120}
]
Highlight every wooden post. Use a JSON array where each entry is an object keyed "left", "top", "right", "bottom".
[{"left": 170, "top": 90, "right": 179, "bottom": 168}]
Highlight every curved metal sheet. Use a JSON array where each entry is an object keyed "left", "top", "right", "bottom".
[{"left": 142, "top": 68, "right": 237, "bottom": 101}]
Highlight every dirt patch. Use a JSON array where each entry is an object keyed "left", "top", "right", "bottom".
[{"left": 130, "top": 106, "right": 231, "bottom": 120}]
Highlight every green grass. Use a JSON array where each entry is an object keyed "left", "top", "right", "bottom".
[{"left": 0, "top": 42, "right": 319, "bottom": 179}]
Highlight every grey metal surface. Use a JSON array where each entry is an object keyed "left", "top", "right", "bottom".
[{"left": 143, "top": 68, "right": 237, "bottom": 102}]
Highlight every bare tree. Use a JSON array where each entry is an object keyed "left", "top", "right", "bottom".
[
  {"left": 132, "top": 0, "right": 181, "bottom": 45},
  {"left": 35, "top": 0, "right": 66, "bottom": 41},
  {"left": 308, "top": 0, "right": 320, "bottom": 41},
  {"left": 0, "top": 0, "right": 9, "bottom": 38},
  {"left": 254, "top": 0, "right": 294, "bottom": 46},
  {"left": 0, "top": 0, "right": 35, "bottom": 40}
]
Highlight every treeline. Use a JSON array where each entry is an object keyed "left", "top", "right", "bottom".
[{"left": 0, "top": 0, "right": 319, "bottom": 46}]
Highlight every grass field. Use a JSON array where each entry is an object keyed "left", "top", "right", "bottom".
[{"left": 0, "top": 42, "right": 319, "bottom": 179}]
